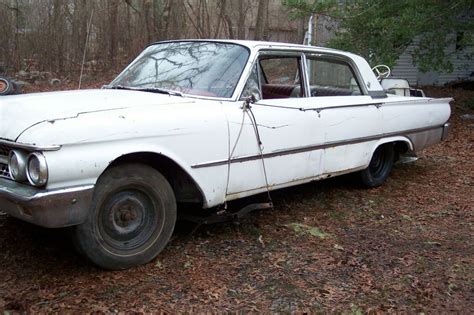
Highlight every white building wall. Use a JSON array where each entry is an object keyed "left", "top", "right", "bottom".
[{"left": 392, "top": 38, "right": 473, "bottom": 86}]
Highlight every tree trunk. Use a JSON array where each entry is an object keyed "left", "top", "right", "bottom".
[
  {"left": 153, "top": 0, "right": 164, "bottom": 41},
  {"left": 13, "top": 0, "right": 20, "bottom": 70},
  {"left": 237, "top": 0, "right": 246, "bottom": 39},
  {"left": 144, "top": 0, "right": 154, "bottom": 42},
  {"left": 254, "top": 0, "right": 268, "bottom": 40},
  {"left": 52, "top": 0, "right": 64, "bottom": 72},
  {"left": 297, "top": 17, "right": 306, "bottom": 45},
  {"left": 167, "top": 0, "right": 185, "bottom": 39},
  {"left": 108, "top": 0, "right": 119, "bottom": 67}
]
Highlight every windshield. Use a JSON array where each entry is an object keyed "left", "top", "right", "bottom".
[{"left": 110, "top": 41, "right": 250, "bottom": 98}]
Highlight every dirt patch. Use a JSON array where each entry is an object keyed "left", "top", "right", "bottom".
[{"left": 0, "top": 85, "right": 472, "bottom": 312}]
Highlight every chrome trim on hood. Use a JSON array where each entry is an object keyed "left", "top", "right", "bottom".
[{"left": 0, "top": 139, "right": 61, "bottom": 151}]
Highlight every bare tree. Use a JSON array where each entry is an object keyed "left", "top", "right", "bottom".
[
  {"left": 0, "top": 0, "right": 301, "bottom": 76},
  {"left": 108, "top": 0, "right": 119, "bottom": 67},
  {"left": 254, "top": 0, "right": 268, "bottom": 40}
]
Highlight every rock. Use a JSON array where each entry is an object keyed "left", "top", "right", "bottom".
[
  {"left": 13, "top": 80, "right": 29, "bottom": 87},
  {"left": 460, "top": 114, "right": 474, "bottom": 120},
  {"left": 41, "top": 71, "right": 53, "bottom": 78},
  {"left": 17, "top": 70, "right": 28, "bottom": 77}
]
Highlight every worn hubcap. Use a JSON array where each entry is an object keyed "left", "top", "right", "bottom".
[
  {"left": 99, "top": 190, "right": 159, "bottom": 251},
  {"left": 111, "top": 196, "right": 143, "bottom": 233}
]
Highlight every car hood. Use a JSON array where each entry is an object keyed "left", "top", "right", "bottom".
[{"left": 0, "top": 89, "right": 193, "bottom": 142}]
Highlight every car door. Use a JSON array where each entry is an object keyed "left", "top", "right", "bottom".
[
  {"left": 224, "top": 51, "right": 326, "bottom": 199},
  {"left": 304, "top": 53, "right": 383, "bottom": 174}
]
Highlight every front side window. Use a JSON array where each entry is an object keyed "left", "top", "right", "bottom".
[
  {"left": 110, "top": 42, "right": 250, "bottom": 98},
  {"left": 258, "top": 55, "right": 304, "bottom": 99},
  {"left": 306, "top": 57, "right": 362, "bottom": 96},
  {"left": 241, "top": 64, "right": 262, "bottom": 101}
]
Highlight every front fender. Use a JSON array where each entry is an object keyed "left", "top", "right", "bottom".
[{"left": 43, "top": 140, "right": 229, "bottom": 209}]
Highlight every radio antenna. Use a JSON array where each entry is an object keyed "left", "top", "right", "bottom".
[{"left": 79, "top": 9, "right": 94, "bottom": 89}]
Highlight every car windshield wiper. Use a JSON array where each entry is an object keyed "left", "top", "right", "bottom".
[{"left": 105, "top": 85, "right": 183, "bottom": 97}]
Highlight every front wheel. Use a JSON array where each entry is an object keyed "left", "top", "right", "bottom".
[
  {"left": 73, "top": 164, "right": 176, "bottom": 270},
  {"left": 360, "top": 144, "right": 395, "bottom": 187}
]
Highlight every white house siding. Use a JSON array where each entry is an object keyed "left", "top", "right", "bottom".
[
  {"left": 437, "top": 44, "right": 474, "bottom": 84},
  {"left": 390, "top": 43, "right": 420, "bottom": 86},
  {"left": 392, "top": 38, "right": 473, "bottom": 86},
  {"left": 391, "top": 13, "right": 474, "bottom": 88}
]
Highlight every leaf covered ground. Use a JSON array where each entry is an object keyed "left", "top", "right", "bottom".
[{"left": 0, "top": 85, "right": 472, "bottom": 313}]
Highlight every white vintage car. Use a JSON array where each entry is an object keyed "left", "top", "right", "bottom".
[{"left": 0, "top": 40, "right": 451, "bottom": 269}]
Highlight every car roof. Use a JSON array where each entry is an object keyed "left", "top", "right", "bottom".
[{"left": 150, "top": 39, "right": 355, "bottom": 58}]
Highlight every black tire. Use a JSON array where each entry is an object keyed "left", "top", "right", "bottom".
[
  {"left": 0, "top": 77, "right": 13, "bottom": 95},
  {"left": 73, "top": 164, "right": 176, "bottom": 270},
  {"left": 11, "top": 81, "right": 21, "bottom": 94},
  {"left": 360, "top": 144, "right": 395, "bottom": 187}
]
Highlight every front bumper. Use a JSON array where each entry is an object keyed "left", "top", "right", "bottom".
[{"left": 0, "top": 178, "right": 94, "bottom": 228}]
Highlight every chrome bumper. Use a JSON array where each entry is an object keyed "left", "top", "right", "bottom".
[
  {"left": 441, "top": 123, "right": 451, "bottom": 141},
  {"left": 0, "top": 178, "right": 94, "bottom": 228}
]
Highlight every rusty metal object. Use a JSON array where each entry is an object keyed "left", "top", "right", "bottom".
[
  {"left": 0, "top": 76, "right": 21, "bottom": 96},
  {"left": 0, "top": 77, "right": 13, "bottom": 95}
]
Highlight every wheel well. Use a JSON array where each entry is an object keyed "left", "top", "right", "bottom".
[
  {"left": 393, "top": 140, "right": 411, "bottom": 161},
  {"left": 394, "top": 141, "right": 409, "bottom": 152},
  {"left": 107, "top": 152, "right": 204, "bottom": 206}
]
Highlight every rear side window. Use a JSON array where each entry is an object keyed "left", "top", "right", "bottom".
[
  {"left": 260, "top": 58, "right": 299, "bottom": 85},
  {"left": 306, "top": 57, "right": 362, "bottom": 97}
]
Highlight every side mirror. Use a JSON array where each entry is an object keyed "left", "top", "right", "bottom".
[
  {"left": 242, "top": 89, "right": 261, "bottom": 110},
  {"left": 250, "top": 91, "right": 260, "bottom": 103}
]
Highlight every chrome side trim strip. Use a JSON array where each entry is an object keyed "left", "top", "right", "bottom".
[
  {"left": 253, "top": 101, "right": 383, "bottom": 112},
  {"left": 301, "top": 102, "right": 383, "bottom": 112},
  {"left": 0, "top": 139, "right": 61, "bottom": 151},
  {"left": 191, "top": 125, "right": 443, "bottom": 169}
]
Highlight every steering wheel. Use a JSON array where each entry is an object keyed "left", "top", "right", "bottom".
[{"left": 372, "top": 65, "right": 391, "bottom": 80}]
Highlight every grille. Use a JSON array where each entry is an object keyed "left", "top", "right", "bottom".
[
  {"left": 0, "top": 144, "right": 10, "bottom": 156},
  {"left": 0, "top": 163, "right": 10, "bottom": 179},
  {"left": 0, "top": 143, "right": 12, "bottom": 180}
]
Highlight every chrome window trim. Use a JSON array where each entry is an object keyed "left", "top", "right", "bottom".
[
  {"left": 304, "top": 52, "right": 368, "bottom": 96},
  {"left": 301, "top": 53, "right": 311, "bottom": 98},
  {"left": 238, "top": 49, "right": 308, "bottom": 100}
]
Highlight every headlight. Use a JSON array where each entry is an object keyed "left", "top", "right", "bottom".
[
  {"left": 8, "top": 150, "right": 28, "bottom": 182},
  {"left": 26, "top": 152, "right": 48, "bottom": 186}
]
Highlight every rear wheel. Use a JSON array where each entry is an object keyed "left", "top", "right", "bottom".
[
  {"left": 360, "top": 144, "right": 395, "bottom": 187},
  {"left": 73, "top": 164, "right": 176, "bottom": 270}
]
